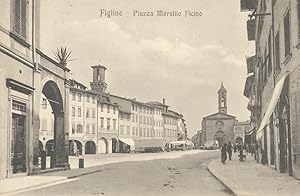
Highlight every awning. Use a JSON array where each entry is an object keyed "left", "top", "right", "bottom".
[
  {"left": 134, "top": 139, "right": 166, "bottom": 148},
  {"left": 119, "top": 138, "right": 135, "bottom": 146},
  {"left": 256, "top": 74, "right": 288, "bottom": 136},
  {"left": 245, "top": 127, "right": 254, "bottom": 135}
]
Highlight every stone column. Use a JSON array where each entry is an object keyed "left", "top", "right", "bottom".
[
  {"left": 82, "top": 143, "right": 85, "bottom": 155},
  {"left": 54, "top": 111, "right": 67, "bottom": 168},
  {"left": 108, "top": 140, "right": 112, "bottom": 154}
]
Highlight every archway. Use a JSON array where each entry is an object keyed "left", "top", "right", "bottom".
[
  {"left": 235, "top": 137, "right": 243, "bottom": 144},
  {"left": 40, "top": 81, "right": 67, "bottom": 168},
  {"left": 112, "top": 138, "right": 118, "bottom": 153},
  {"left": 85, "top": 141, "right": 96, "bottom": 154},
  {"left": 69, "top": 140, "right": 82, "bottom": 155},
  {"left": 45, "top": 139, "right": 54, "bottom": 156},
  {"left": 98, "top": 138, "right": 108, "bottom": 154},
  {"left": 215, "top": 130, "right": 226, "bottom": 147}
]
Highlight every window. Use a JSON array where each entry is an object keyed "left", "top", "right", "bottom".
[
  {"left": 101, "top": 104, "right": 104, "bottom": 112},
  {"left": 42, "top": 98, "right": 47, "bottom": 109},
  {"left": 41, "top": 119, "right": 47, "bottom": 131},
  {"left": 107, "top": 118, "right": 111, "bottom": 129},
  {"left": 92, "top": 109, "right": 96, "bottom": 118},
  {"left": 12, "top": 0, "right": 27, "bottom": 39},
  {"left": 113, "top": 119, "right": 117, "bottom": 130},
  {"left": 127, "top": 126, "right": 130, "bottom": 135},
  {"left": 72, "top": 123, "right": 76, "bottom": 134},
  {"left": 92, "top": 124, "right": 95, "bottom": 134},
  {"left": 72, "top": 107, "right": 75, "bottom": 116},
  {"left": 86, "top": 109, "right": 90, "bottom": 118},
  {"left": 100, "top": 117, "right": 104, "bottom": 128},
  {"left": 107, "top": 105, "right": 110, "bottom": 113},
  {"left": 12, "top": 100, "right": 26, "bottom": 112},
  {"left": 78, "top": 107, "right": 82, "bottom": 117},
  {"left": 274, "top": 32, "right": 280, "bottom": 72},
  {"left": 268, "top": 33, "right": 272, "bottom": 76},
  {"left": 86, "top": 95, "right": 90, "bottom": 103},
  {"left": 132, "top": 114, "right": 135, "bottom": 122},
  {"left": 78, "top": 93, "right": 82, "bottom": 102},
  {"left": 92, "top": 96, "right": 95, "bottom": 104},
  {"left": 77, "top": 124, "right": 83, "bottom": 133},
  {"left": 86, "top": 124, "right": 90, "bottom": 133},
  {"left": 284, "top": 10, "right": 291, "bottom": 57},
  {"left": 72, "top": 92, "right": 76, "bottom": 101},
  {"left": 113, "top": 106, "right": 116, "bottom": 114},
  {"left": 120, "top": 125, "right": 124, "bottom": 135}
]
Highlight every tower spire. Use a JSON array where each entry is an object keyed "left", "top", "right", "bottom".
[{"left": 218, "top": 82, "right": 227, "bottom": 114}]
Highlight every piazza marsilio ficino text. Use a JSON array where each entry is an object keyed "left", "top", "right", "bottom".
[{"left": 100, "top": 9, "right": 203, "bottom": 18}]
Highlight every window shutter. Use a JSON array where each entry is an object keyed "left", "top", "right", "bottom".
[
  {"left": 284, "top": 11, "right": 290, "bottom": 57},
  {"left": 13, "top": 0, "right": 26, "bottom": 38},
  {"left": 20, "top": 0, "right": 26, "bottom": 38},
  {"left": 14, "top": 0, "right": 21, "bottom": 34}
]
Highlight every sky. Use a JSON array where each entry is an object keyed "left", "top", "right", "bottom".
[{"left": 40, "top": 0, "right": 254, "bottom": 137}]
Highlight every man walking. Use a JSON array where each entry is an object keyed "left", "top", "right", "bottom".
[{"left": 227, "top": 141, "right": 233, "bottom": 161}]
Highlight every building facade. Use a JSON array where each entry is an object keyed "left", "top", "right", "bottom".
[
  {"left": 202, "top": 84, "right": 237, "bottom": 147},
  {"left": 66, "top": 65, "right": 187, "bottom": 154},
  {"left": 241, "top": 0, "right": 300, "bottom": 179},
  {"left": 0, "top": 0, "right": 70, "bottom": 179},
  {"left": 201, "top": 83, "right": 251, "bottom": 147}
]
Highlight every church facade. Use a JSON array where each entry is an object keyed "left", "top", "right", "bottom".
[{"left": 201, "top": 83, "right": 250, "bottom": 147}]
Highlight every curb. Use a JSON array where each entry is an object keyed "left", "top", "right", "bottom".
[
  {"left": 207, "top": 159, "right": 236, "bottom": 196},
  {"left": 0, "top": 178, "right": 68, "bottom": 196},
  {"left": 67, "top": 169, "right": 104, "bottom": 179}
]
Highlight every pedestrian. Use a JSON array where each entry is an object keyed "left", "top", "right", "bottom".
[
  {"left": 234, "top": 144, "right": 237, "bottom": 153},
  {"left": 227, "top": 141, "right": 233, "bottom": 161},
  {"left": 221, "top": 143, "right": 227, "bottom": 164},
  {"left": 239, "top": 144, "right": 244, "bottom": 162}
]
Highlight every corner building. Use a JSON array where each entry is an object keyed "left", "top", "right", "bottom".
[
  {"left": 242, "top": 0, "right": 300, "bottom": 179},
  {"left": 0, "top": 0, "right": 70, "bottom": 179}
]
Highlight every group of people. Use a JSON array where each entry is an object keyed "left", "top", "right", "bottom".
[{"left": 221, "top": 142, "right": 251, "bottom": 164}]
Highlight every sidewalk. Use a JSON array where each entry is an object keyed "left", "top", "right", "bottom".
[
  {"left": 0, "top": 150, "right": 203, "bottom": 195},
  {"left": 208, "top": 153, "right": 300, "bottom": 196}
]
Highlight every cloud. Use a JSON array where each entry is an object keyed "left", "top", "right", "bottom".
[{"left": 40, "top": 0, "right": 251, "bottom": 137}]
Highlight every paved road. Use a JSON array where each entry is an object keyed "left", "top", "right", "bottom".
[{"left": 17, "top": 151, "right": 232, "bottom": 196}]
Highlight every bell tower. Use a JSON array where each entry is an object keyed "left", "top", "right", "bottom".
[
  {"left": 218, "top": 82, "right": 227, "bottom": 114},
  {"left": 90, "top": 65, "right": 107, "bottom": 92}
]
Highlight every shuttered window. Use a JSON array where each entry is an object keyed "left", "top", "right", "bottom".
[
  {"left": 268, "top": 33, "right": 272, "bottom": 76},
  {"left": 274, "top": 32, "right": 280, "bottom": 72},
  {"left": 284, "top": 10, "right": 291, "bottom": 57},
  {"left": 13, "top": 0, "right": 27, "bottom": 39}
]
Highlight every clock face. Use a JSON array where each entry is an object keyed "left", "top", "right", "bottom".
[{"left": 216, "top": 121, "right": 224, "bottom": 129}]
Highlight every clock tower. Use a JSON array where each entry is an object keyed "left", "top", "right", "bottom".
[
  {"left": 218, "top": 82, "right": 227, "bottom": 114},
  {"left": 90, "top": 64, "right": 107, "bottom": 92}
]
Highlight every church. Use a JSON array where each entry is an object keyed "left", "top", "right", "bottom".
[{"left": 201, "top": 83, "right": 237, "bottom": 147}]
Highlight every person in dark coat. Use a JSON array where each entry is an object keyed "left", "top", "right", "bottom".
[
  {"left": 227, "top": 141, "right": 233, "bottom": 160},
  {"left": 221, "top": 143, "right": 227, "bottom": 164}
]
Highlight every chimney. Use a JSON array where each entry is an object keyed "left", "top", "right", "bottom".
[{"left": 163, "top": 98, "right": 165, "bottom": 105}]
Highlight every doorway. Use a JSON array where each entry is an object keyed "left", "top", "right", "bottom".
[{"left": 11, "top": 114, "right": 26, "bottom": 174}]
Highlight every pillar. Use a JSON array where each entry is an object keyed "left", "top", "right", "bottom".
[
  {"left": 108, "top": 140, "right": 112, "bottom": 154},
  {"left": 54, "top": 111, "right": 68, "bottom": 168}
]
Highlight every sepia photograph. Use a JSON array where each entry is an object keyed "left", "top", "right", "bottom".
[{"left": 1, "top": 0, "right": 300, "bottom": 195}]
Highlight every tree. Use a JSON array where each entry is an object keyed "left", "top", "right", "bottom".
[{"left": 53, "top": 46, "right": 74, "bottom": 67}]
